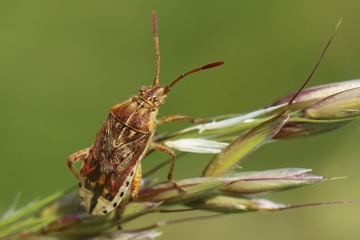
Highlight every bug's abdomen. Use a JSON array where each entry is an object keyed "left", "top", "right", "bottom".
[{"left": 78, "top": 160, "right": 140, "bottom": 216}]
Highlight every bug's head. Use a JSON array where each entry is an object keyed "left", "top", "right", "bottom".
[{"left": 139, "top": 85, "right": 168, "bottom": 107}]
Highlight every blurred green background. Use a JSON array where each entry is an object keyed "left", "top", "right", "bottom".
[{"left": 1, "top": 1, "right": 360, "bottom": 239}]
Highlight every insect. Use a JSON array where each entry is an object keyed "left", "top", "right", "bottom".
[{"left": 67, "top": 11, "right": 224, "bottom": 216}]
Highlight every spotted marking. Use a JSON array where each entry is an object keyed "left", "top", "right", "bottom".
[{"left": 78, "top": 161, "right": 140, "bottom": 216}]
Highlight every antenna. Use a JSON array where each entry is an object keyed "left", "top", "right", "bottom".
[{"left": 151, "top": 11, "right": 224, "bottom": 93}]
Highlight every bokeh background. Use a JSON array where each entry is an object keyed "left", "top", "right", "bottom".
[{"left": 1, "top": 1, "right": 360, "bottom": 239}]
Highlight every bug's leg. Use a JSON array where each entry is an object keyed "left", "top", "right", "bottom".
[
  {"left": 157, "top": 114, "right": 213, "bottom": 125},
  {"left": 130, "top": 163, "right": 143, "bottom": 201},
  {"left": 116, "top": 164, "right": 143, "bottom": 229},
  {"left": 67, "top": 148, "right": 91, "bottom": 179},
  {"left": 151, "top": 142, "right": 185, "bottom": 193}
]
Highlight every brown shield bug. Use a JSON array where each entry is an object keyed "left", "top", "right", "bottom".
[{"left": 67, "top": 11, "right": 224, "bottom": 217}]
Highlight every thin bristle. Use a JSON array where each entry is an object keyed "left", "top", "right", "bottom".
[
  {"left": 336, "top": 17, "right": 343, "bottom": 29},
  {"left": 286, "top": 17, "right": 342, "bottom": 109},
  {"left": 243, "top": 18, "right": 342, "bottom": 137}
]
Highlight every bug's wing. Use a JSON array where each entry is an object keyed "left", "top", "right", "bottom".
[
  {"left": 80, "top": 113, "right": 152, "bottom": 197},
  {"left": 107, "top": 127, "right": 152, "bottom": 196}
]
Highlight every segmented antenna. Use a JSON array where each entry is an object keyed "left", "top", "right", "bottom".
[
  {"left": 151, "top": 11, "right": 224, "bottom": 92},
  {"left": 152, "top": 11, "right": 161, "bottom": 86},
  {"left": 164, "top": 62, "right": 224, "bottom": 94}
]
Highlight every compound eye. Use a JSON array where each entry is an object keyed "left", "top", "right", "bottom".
[
  {"left": 152, "top": 96, "right": 158, "bottom": 102},
  {"left": 139, "top": 86, "right": 146, "bottom": 93}
]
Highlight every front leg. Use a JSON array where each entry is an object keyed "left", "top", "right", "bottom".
[
  {"left": 67, "top": 148, "right": 91, "bottom": 180},
  {"left": 157, "top": 114, "right": 213, "bottom": 125}
]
